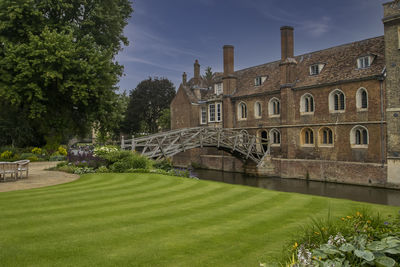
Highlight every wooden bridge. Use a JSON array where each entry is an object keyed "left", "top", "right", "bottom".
[{"left": 121, "top": 127, "right": 270, "bottom": 166}]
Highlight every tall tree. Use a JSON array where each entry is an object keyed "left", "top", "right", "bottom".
[
  {"left": 123, "top": 78, "right": 176, "bottom": 134},
  {"left": 203, "top": 66, "right": 214, "bottom": 88},
  {"left": 0, "top": 0, "right": 133, "bottom": 146}
]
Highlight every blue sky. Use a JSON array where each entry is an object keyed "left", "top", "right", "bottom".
[{"left": 116, "top": 0, "right": 386, "bottom": 93}]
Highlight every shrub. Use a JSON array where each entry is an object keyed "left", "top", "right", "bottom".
[
  {"left": 73, "top": 167, "right": 95, "bottom": 175},
  {"left": 153, "top": 158, "right": 173, "bottom": 171},
  {"left": 56, "top": 165, "right": 76, "bottom": 173},
  {"left": 93, "top": 145, "right": 119, "bottom": 157},
  {"left": 57, "top": 146, "right": 67, "bottom": 156},
  {"left": 20, "top": 153, "right": 36, "bottom": 159},
  {"left": 49, "top": 155, "right": 66, "bottom": 161},
  {"left": 280, "top": 210, "right": 400, "bottom": 267},
  {"left": 0, "top": 150, "right": 13, "bottom": 159},
  {"left": 98, "top": 150, "right": 133, "bottom": 165},
  {"left": 31, "top": 147, "right": 42, "bottom": 155},
  {"left": 96, "top": 166, "right": 109, "bottom": 173},
  {"left": 27, "top": 156, "right": 39, "bottom": 162}
]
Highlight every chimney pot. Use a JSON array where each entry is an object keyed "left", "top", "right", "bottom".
[
  {"left": 280, "top": 26, "right": 294, "bottom": 60},
  {"left": 223, "top": 45, "right": 234, "bottom": 75},
  {"left": 182, "top": 72, "right": 187, "bottom": 85},
  {"left": 194, "top": 60, "right": 200, "bottom": 84}
]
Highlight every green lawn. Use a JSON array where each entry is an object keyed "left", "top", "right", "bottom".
[{"left": 0, "top": 173, "right": 398, "bottom": 267}]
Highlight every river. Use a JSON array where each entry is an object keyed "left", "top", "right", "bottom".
[{"left": 193, "top": 169, "right": 400, "bottom": 206}]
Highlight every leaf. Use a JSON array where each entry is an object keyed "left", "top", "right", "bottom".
[
  {"left": 339, "top": 243, "right": 355, "bottom": 252},
  {"left": 367, "top": 241, "right": 388, "bottom": 251},
  {"left": 382, "top": 246, "right": 400, "bottom": 255},
  {"left": 354, "top": 249, "right": 375, "bottom": 261},
  {"left": 375, "top": 256, "right": 396, "bottom": 267}
]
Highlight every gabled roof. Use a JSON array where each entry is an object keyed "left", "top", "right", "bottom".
[{"left": 233, "top": 36, "right": 385, "bottom": 97}]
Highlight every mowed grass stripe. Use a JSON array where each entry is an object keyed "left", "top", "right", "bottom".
[
  {"left": 0, "top": 173, "right": 160, "bottom": 205},
  {"left": 0, "top": 173, "right": 398, "bottom": 267},
  {"left": 1, "top": 175, "right": 203, "bottom": 219}
]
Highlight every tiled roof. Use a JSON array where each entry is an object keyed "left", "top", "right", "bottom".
[
  {"left": 183, "top": 36, "right": 385, "bottom": 101},
  {"left": 233, "top": 36, "right": 385, "bottom": 97}
]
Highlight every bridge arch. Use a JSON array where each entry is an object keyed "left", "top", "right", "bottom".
[{"left": 121, "top": 127, "right": 270, "bottom": 166}]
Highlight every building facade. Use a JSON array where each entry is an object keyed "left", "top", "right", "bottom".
[{"left": 170, "top": 2, "right": 400, "bottom": 187}]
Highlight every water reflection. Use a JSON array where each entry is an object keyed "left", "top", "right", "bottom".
[{"left": 193, "top": 169, "right": 400, "bottom": 206}]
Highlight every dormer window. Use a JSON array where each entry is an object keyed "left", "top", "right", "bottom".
[
  {"left": 254, "top": 76, "right": 267, "bottom": 86},
  {"left": 309, "top": 64, "right": 325, "bottom": 75},
  {"left": 214, "top": 83, "right": 223, "bottom": 95},
  {"left": 357, "top": 56, "right": 372, "bottom": 69}
]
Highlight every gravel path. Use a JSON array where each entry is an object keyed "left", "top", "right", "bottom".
[{"left": 0, "top": 161, "right": 79, "bottom": 192}]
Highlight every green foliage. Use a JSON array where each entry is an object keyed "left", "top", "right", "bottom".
[
  {"left": 96, "top": 166, "right": 109, "bottom": 173},
  {"left": 57, "top": 146, "right": 67, "bottom": 156},
  {"left": 203, "top": 66, "right": 214, "bottom": 87},
  {"left": 158, "top": 109, "right": 171, "bottom": 131},
  {"left": 153, "top": 158, "right": 173, "bottom": 171},
  {"left": 73, "top": 167, "right": 95, "bottom": 175},
  {"left": 109, "top": 153, "right": 152, "bottom": 173},
  {"left": 122, "top": 77, "right": 176, "bottom": 134},
  {"left": 93, "top": 145, "right": 119, "bottom": 157},
  {"left": 27, "top": 156, "right": 39, "bottom": 162},
  {"left": 31, "top": 147, "right": 42, "bottom": 155},
  {"left": 0, "top": 0, "right": 133, "bottom": 146},
  {"left": 282, "top": 210, "right": 400, "bottom": 266},
  {"left": 49, "top": 154, "right": 66, "bottom": 161},
  {"left": 0, "top": 150, "right": 13, "bottom": 159}
]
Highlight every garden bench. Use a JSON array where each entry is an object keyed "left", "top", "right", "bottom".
[
  {"left": 15, "top": 160, "right": 30, "bottom": 179},
  {"left": 0, "top": 162, "right": 18, "bottom": 181}
]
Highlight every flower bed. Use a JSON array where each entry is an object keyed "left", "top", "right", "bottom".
[{"left": 278, "top": 210, "right": 400, "bottom": 267}]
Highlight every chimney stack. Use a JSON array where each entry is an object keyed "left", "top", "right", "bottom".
[
  {"left": 223, "top": 45, "right": 234, "bottom": 75},
  {"left": 280, "top": 26, "right": 294, "bottom": 60},
  {"left": 182, "top": 72, "right": 187, "bottom": 86},
  {"left": 193, "top": 60, "right": 200, "bottom": 84}
]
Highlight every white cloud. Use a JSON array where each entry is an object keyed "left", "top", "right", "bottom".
[{"left": 300, "top": 16, "right": 331, "bottom": 37}]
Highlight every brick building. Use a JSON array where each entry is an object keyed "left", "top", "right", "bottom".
[{"left": 170, "top": 1, "right": 400, "bottom": 187}]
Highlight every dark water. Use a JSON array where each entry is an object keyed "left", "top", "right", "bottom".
[{"left": 193, "top": 169, "right": 400, "bottom": 206}]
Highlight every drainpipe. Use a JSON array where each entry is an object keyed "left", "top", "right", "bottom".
[{"left": 379, "top": 67, "right": 386, "bottom": 167}]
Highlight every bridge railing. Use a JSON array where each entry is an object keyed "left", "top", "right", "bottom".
[{"left": 120, "top": 127, "right": 270, "bottom": 166}]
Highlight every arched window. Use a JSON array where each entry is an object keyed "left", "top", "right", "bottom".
[
  {"left": 268, "top": 98, "right": 280, "bottom": 117},
  {"left": 260, "top": 130, "right": 268, "bottom": 152},
  {"left": 350, "top": 125, "right": 369, "bottom": 147},
  {"left": 269, "top": 128, "right": 281, "bottom": 146},
  {"left": 301, "top": 128, "right": 314, "bottom": 146},
  {"left": 356, "top": 88, "right": 368, "bottom": 110},
  {"left": 329, "top": 89, "right": 345, "bottom": 112},
  {"left": 254, "top": 101, "right": 262, "bottom": 118},
  {"left": 318, "top": 127, "right": 334, "bottom": 146},
  {"left": 300, "top": 93, "right": 315, "bottom": 114},
  {"left": 238, "top": 102, "right": 247, "bottom": 120}
]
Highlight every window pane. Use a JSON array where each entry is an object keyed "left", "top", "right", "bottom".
[
  {"left": 361, "top": 90, "right": 367, "bottom": 108},
  {"left": 334, "top": 94, "right": 339, "bottom": 110},
  {"left": 209, "top": 104, "right": 215, "bottom": 122},
  {"left": 362, "top": 129, "right": 368, "bottom": 144},
  {"left": 305, "top": 98, "right": 309, "bottom": 112},
  {"left": 340, "top": 93, "right": 345, "bottom": 110},
  {"left": 277, "top": 101, "right": 280, "bottom": 114},
  {"left": 323, "top": 130, "right": 327, "bottom": 144},
  {"left": 310, "top": 97, "right": 314, "bottom": 112},
  {"left": 356, "top": 130, "right": 361, "bottom": 145},
  {"left": 328, "top": 130, "right": 333, "bottom": 144},
  {"left": 305, "top": 131, "right": 309, "bottom": 144},
  {"left": 310, "top": 131, "right": 314, "bottom": 144}
]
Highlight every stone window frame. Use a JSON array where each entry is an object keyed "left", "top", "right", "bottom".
[
  {"left": 257, "top": 129, "right": 269, "bottom": 152},
  {"left": 318, "top": 127, "right": 334, "bottom": 147},
  {"left": 309, "top": 63, "right": 325, "bottom": 76},
  {"left": 208, "top": 103, "right": 216, "bottom": 122},
  {"left": 350, "top": 125, "right": 369, "bottom": 148},
  {"left": 300, "top": 93, "right": 315, "bottom": 115},
  {"left": 329, "top": 89, "right": 346, "bottom": 113},
  {"left": 214, "top": 83, "right": 223, "bottom": 95},
  {"left": 216, "top": 102, "right": 222, "bottom": 122},
  {"left": 356, "top": 87, "right": 368, "bottom": 111},
  {"left": 200, "top": 106, "right": 207, "bottom": 125},
  {"left": 237, "top": 101, "right": 248, "bottom": 121},
  {"left": 268, "top": 97, "right": 281, "bottom": 118},
  {"left": 357, "top": 55, "right": 372, "bottom": 69},
  {"left": 254, "top": 101, "right": 262, "bottom": 119},
  {"left": 300, "top": 127, "right": 315, "bottom": 147},
  {"left": 269, "top": 128, "right": 281, "bottom": 147},
  {"left": 254, "top": 76, "right": 267, "bottom": 86}
]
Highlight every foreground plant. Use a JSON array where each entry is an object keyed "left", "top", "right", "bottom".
[{"left": 276, "top": 210, "right": 400, "bottom": 267}]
